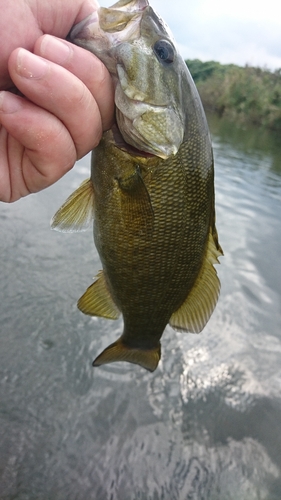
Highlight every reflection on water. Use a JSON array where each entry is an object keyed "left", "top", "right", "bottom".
[
  {"left": 207, "top": 112, "right": 281, "bottom": 178},
  {"left": 0, "top": 114, "right": 281, "bottom": 499}
]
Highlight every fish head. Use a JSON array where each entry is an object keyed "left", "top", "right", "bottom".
[{"left": 69, "top": 0, "right": 186, "bottom": 159}]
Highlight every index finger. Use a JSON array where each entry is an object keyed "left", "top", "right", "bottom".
[{"left": 34, "top": 35, "right": 114, "bottom": 131}]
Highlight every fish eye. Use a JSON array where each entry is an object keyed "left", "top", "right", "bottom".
[{"left": 153, "top": 40, "right": 175, "bottom": 64}]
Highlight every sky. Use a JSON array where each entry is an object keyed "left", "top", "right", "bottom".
[{"left": 101, "top": 0, "right": 281, "bottom": 70}]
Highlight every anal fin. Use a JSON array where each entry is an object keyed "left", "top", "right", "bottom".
[
  {"left": 78, "top": 270, "right": 120, "bottom": 319},
  {"left": 51, "top": 178, "right": 94, "bottom": 232},
  {"left": 169, "top": 229, "right": 223, "bottom": 333}
]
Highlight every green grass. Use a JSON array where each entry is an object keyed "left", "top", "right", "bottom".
[{"left": 186, "top": 59, "right": 281, "bottom": 130}]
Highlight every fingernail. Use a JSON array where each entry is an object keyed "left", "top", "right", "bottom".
[
  {"left": 17, "top": 49, "right": 49, "bottom": 79},
  {"left": 40, "top": 35, "right": 72, "bottom": 65},
  {"left": 0, "top": 91, "right": 22, "bottom": 113}
]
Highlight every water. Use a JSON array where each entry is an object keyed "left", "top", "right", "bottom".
[{"left": 0, "top": 114, "right": 281, "bottom": 500}]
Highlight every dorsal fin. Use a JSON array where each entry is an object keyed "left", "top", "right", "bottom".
[
  {"left": 78, "top": 270, "right": 120, "bottom": 320},
  {"left": 93, "top": 337, "right": 161, "bottom": 372},
  {"left": 169, "top": 229, "right": 223, "bottom": 333},
  {"left": 51, "top": 178, "right": 94, "bottom": 232}
]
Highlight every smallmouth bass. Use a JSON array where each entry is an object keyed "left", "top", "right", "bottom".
[{"left": 52, "top": 0, "right": 223, "bottom": 372}]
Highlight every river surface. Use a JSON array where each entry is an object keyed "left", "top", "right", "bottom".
[{"left": 0, "top": 114, "right": 281, "bottom": 500}]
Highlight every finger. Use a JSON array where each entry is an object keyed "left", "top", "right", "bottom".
[
  {"left": 0, "top": 91, "right": 77, "bottom": 200},
  {"left": 8, "top": 48, "right": 103, "bottom": 159},
  {"left": 0, "top": 0, "right": 100, "bottom": 89},
  {"left": 33, "top": 0, "right": 100, "bottom": 39},
  {"left": 34, "top": 35, "right": 115, "bottom": 131}
]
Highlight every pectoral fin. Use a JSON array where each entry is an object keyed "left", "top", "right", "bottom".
[
  {"left": 93, "top": 337, "right": 161, "bottom": 372},
  {"left": 169, "top": 229, "right": 223, "bottom": 333},
  {"left": 78, "top": 270, "right": 120, "bottom": 319},
  {"left": 51, "top": 178, "right": 94, "bottom": 232},
  {"left": 118, "top": 167, "right": 154, "bottom": 235}
]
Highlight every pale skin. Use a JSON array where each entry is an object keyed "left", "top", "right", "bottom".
[{"left": 0, "top": 0, "right": 115, "bottom": 202}]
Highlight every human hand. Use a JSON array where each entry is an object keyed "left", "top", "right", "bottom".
[
  {"left": 0, "top": 36, "right": 114, "bottom": 202},
  {"left": 0, "top": 1, "right": 115, "bottom": 203},
  {"left": 0, "top": 0, "right": 100, "bottom": 89}
]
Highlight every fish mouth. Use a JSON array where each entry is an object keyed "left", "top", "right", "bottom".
[
  {"left": 69, "top": 1, "right": 149, "bottom": 48},
  {"left": 109, "top": 0, "right": 149, "bottom": 12}
]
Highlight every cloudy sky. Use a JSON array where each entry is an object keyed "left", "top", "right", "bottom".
[{"left": 102, "top": 0, "right": 281, "bottom": 70}]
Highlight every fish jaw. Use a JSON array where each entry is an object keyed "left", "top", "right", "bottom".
[
  {"left": 109, "top": 0, "right": 149, "bottom": 12},
  {"left": 69, "top": 6, "right": 145, "bottom": 68},
  {"left": 69, "top": 1, "right": 185, "bottom": 159}
]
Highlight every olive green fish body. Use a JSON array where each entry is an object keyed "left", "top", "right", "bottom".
[
  {"left": 52, "top": 0, "right": 222, "bottom": 372},
  {"left": 92, "top": 126, "right": 213, "bottom": 341}
]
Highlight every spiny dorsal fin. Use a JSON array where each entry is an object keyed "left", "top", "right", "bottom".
[
  {"left": 93, "top": 337, "right": 161, "bottom": 372},
  {"left": 51, "top": 178, "right": 94, "bottom": 232},
  {"left": 169, "top": 229, "right": 223, "bottom": 333},
  {"left": 78, "top": 270, "right": 120, "bottom": 319}
]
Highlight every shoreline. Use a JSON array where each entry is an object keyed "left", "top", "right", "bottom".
[{"left": 186, "top": 59, "right": 281, "bottom": 131}]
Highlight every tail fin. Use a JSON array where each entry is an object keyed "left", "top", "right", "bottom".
[{"left": 92, "top": 338, "right": 161, "bottom": 372}]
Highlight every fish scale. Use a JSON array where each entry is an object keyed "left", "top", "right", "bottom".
[{"left": 91, "top": 132, "right": 214, "bottom": 343}]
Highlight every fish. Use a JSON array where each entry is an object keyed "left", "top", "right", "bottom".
[{"left": 51, "top": 0, "right": 223, "bottom": 372}]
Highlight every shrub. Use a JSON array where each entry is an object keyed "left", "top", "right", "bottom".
[{"left": 186, "top": 60, "right": 281, "bottom": 130}]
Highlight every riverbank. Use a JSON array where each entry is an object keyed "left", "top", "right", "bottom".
[{"left": 186, "top": 59, "right": 281, "bottom": 131}]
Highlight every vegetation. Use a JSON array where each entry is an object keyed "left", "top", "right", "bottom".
[{"left": 186, "top": 59, "right": 281, "bottom": 130}]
